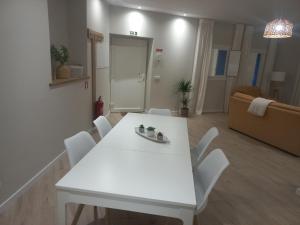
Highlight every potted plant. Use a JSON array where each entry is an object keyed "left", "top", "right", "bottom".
[
  {"left": 146, "top": 126, "right": 155, "bottom": 137},
  {"left": 51, "top": 45, "right": 71, "bottom": 79},
  {"left": 139, "top": 124, "right": 145, "bottom": 133},
  {"left": 176, "top": 79, "right": 192, "bottom": 117},
  {"left": 157, "top": 132, "right": 164, "bottom": 141}
]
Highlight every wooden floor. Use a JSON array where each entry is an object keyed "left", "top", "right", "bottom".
[{"left": 1, "top": 113, "right": 300, "bottom": 225}]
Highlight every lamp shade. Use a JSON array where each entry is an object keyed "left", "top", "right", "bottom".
[
  {"left": 264, "top": 19, "right": 293, "bottom": 38},
  {"left": 271, "top": 72, "right": 286, "bottom": 82}
]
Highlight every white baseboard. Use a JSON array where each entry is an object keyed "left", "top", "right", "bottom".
[
  {"left": 0, "top": 150, "right": 66, "bottom": 213},
  {"left": 0, "top": 125, "right": 101, "bottom": 213}
]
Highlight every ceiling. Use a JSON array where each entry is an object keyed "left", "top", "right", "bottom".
[{"left": 107, "top": 0, "right": 300, "bottom": 25}]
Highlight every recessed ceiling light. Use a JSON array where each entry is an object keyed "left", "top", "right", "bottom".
[
  {"left": 138, "top": 6, "right": 142, "bottom": 9},
  {"left": 183, "top": 13, "right": 187, "bottom": 17}
]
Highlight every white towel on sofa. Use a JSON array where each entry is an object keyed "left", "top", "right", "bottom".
[{"left": 248, "top": 97, "right": 274, "bottom": 117}]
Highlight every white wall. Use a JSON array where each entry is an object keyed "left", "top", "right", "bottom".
[
  {"left": 213, "top": 21, "right": 234, "bottom": 47},
  {"left": 252, "top": 26, "right": 269, "bottom": 51},
  {"left": 48, "top": 0, "right": 69, "bottom": 47},
  {"left": 87, "top": 0, "right": 111, "bottom": 115},
  {"left": 274, "top": 37, "right": 300, "bottom": 103},
  {"left": 109, "top": 6, "right": 198, "bottom": 111},
  {"left": 48, "top": 0, "right": 87, "bottom": 74},
  {"left": 68, "top": 0, "right": 88, "bottom": 72},
  {"left": 0, "top": 0, "right": 92, "bottom": 205}
]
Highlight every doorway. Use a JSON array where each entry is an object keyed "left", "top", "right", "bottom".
[
  {"left": 87, "top": 28, "right": 104, "bottom": 119},
  {"left": 110, "top": 35, "right": 148, "bottom": 112}
]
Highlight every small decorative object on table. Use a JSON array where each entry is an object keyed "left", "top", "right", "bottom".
[
  {"left": 157, "top": 132, "right": 164, "bottom": 141},
  {"left": 146, "top": 126, "right": 155, "bottom": 137},
  {"left": 139, "top": 124, "right": 145, "bottom": 133},
  {"left": 135, "top": 126, "right": 169, "bottom": 143}
]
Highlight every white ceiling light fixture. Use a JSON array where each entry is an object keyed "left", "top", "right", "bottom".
[
  {"left": 263, "top": 18, "right": 294, "bottom": 38},
  {"left": 183, "top": 13, "right": 187, "bottom": 17},
  {"left": 138, "top": 6, "right": 142, "bottom": 9}
]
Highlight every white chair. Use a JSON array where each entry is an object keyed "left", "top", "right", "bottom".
[
  {"left": 64, "top": 131, "right": 96, "bottom": 168},
  {"left": 190, "top": 127, "right": 219, "bottom": 168},
  {"left": 193, "top": 149, "right": 229, "bottom": 215},
  {"left": 93, "top": 116, "right": 112, "bottom": 139},
  {"left": 148, "top": 108, "right": 172, "bottom": 116},
  {"left": 64, "top": 131, "right": 98, "bottom": 225}
]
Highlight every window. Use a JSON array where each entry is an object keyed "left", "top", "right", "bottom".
[
  {"left": 210, "top": 49, "right": 229, "bottom": 77},
  {"left": 251, "top": 53, "right": 262, "bottom": 86}
]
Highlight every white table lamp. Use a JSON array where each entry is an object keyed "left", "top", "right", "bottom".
[{"left": 271, "top": 72, "right": 286, "bottom": 82}]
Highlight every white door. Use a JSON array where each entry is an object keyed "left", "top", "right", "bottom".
[{"left": 110, "top": 37, "right": 148, "bottom": 112}]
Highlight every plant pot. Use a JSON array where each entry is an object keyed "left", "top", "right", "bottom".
[
  {"left": 147, "top": 130, "right": 155, "bottom": 137},
  {"left": 139, "top": 126, "right": 145, "bottom": 133},
  {"left": 157, "top": 132, "right": 164, "bottom": 141},
  {"left": 181, "top": 107, "right": 189, "bottom": 117},
  {"left": 56, "top": 64, "right": 71, "bottom": 79}
]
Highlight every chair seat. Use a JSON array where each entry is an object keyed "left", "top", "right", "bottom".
[
  {"left": 192, "top": 149, "right": 229, "bottom": 215},
  {"left": 148, "top": 108, "right": 172, "bottom": 116}
]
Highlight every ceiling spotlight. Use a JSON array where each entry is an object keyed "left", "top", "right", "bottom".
[
  {"left": 138, "top": 6, "right": 142, "bottom": 9},
  {"left": 183, "top": 13, "right": 187, "bottom": 17}
]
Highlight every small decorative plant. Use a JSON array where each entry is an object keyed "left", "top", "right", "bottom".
[
  {"left": 146, "top": 126, "right": 155, "bottom": 137},
  {"left": 176, "top": 79, "right": 193, "bottom": 117},
  {"left": 147, "top": 126, "right": 155, "bottom": 131},
  {"left": 139, "top": 124, "right": 145, "bottom": 133},
  {"left": 50, "top": 45, "right": 71, "bottom": 79},
  {"left": 157, "top": 132, "right": 164, "bottom": 141},
  {"left": 51, "top": 45, "right": 69, "bottom": 65}
]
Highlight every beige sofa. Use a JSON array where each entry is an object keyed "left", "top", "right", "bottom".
[{"left": 228, "top": 87, "right": 300, "bottom": 156}]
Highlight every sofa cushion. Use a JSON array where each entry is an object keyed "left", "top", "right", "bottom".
[
  {"left": 233, "top": 92, "right": 255, "bottom": 101},
  {"left": 231, "top": 86, "right": 262, "bottom": 97},
  {"left": 271, "top": 102, "right": 300, "bottom": 113},
  {"left": 233, "top": 92, "right": 300, "bottom": 113}
]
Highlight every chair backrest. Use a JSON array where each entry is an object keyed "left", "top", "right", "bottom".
[
  {"left": 93, "top": 116, "right": 112, "bottom": 139},
  {"left": 193, "top": 127, "right": 219, "bottom": 167},
  {"left": 64, "top": 131, "right": 96, "bottom": 168},
  {"left": 148, "top": 108, "right": 172, "bottom": 116},
  {"left": 194, "top": 149, "right": 229, "bottom": 213}
]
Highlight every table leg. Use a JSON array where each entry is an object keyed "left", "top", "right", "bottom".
[
  {"left": 180, "top": 209, "right": 194, "bottom": 225},
  {"left": 56, "top": 191, "right": 68, "bottom": 225}
]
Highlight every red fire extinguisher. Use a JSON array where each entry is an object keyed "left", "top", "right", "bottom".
[{"left": 95, "top": 96, "right": 104, "bottom": 118}]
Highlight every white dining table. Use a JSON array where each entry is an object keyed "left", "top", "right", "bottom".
[{"left": 56, "top": 113, "right": 196, "bottom": 225}]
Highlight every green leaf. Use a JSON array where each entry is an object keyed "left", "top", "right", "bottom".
[{"left": 50, "top": 45, "right": 69, "bottom": 65}]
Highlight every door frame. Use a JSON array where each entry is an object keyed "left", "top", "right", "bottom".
[
  {"left": 109, "top": 34, "right": 153, "bottom": 113},
  {"left": 203, "top": 45, "right": 230, "bottom": 113},
  {"left": 87, "top": 28, "right": 104, "bottom": 119}
]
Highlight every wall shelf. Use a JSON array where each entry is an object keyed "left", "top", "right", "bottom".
[{"left": 49, "top": 76, "right": 90, "bottom": 87}]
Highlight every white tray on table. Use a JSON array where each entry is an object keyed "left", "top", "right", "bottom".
[{"left": 135, "top": 127, "right": 169, "bottom": 143}]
